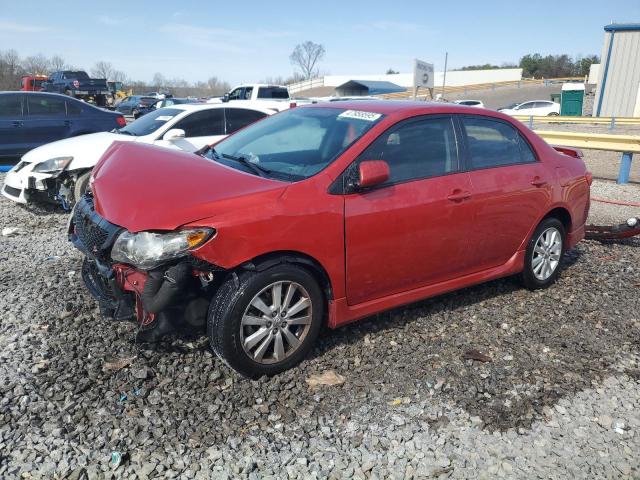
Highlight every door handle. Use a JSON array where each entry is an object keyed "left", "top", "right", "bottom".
[
  {"left": 531, "top": 177, "right": 547, "bottom": 187},
  {"left": 11, "top": 121, "right": 23, "bottom": 127},
  {"left": 447, "top": 190, "right": 472, "bottom": 202}
]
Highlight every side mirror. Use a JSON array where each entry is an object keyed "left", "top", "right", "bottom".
[
  {"left": 356, "top": 160, "right": 390, "bottom": 190},
  {"left": 162, "top": 128, "right": 186, "bottom": 141},
  {"left": 222, "top": 93, "right": 230, "bottom": 103}
]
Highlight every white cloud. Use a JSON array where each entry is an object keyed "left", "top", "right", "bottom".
[
  {"left": 159, "top": 23, "right": 297, "bottom": 55},
  {"left": 96, "top": 15, "right": 122, "bottom": 26},
  {"left": 0, "top": 20, "right": 48, "bottom": 33}
]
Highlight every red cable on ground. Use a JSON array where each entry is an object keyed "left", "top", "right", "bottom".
[{"left": 591, "top": 196, "right": 640, "bottom": 208}]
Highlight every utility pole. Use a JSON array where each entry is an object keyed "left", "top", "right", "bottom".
[{"left": 442, "top": 52, "right": 448, "bottom": 98}]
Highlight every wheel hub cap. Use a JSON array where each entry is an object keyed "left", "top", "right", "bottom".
[
  {"left": 240, "top": 281, "right": 313, "bottom": 365},
  {"left": 532, "top": 227, "right": 562, "bottom": 281}
]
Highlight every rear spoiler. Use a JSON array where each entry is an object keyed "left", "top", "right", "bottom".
[{"left": 552, "top": 145, "right": 584, "bottom": 159}]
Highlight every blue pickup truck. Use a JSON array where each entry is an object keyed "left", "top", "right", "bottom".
[{"left": 42, "top": 71, "right": 111, "bottom": 107}]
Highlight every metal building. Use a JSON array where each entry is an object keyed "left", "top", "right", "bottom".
[{"left": 594, "top": 23, "right": 640, "bottom": 117}]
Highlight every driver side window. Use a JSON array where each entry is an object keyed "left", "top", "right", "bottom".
[
  {"left": 357, "top": 116, "right": 459, "bottom": 185},
  {"left": 228, "top": 88, "right": 243, "bottom": 101}
]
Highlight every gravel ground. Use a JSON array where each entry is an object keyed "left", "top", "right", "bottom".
[{"left": 1, "top": 172, "right": 639, "bottom": 479}]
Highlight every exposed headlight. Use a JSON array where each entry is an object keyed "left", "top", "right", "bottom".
[
  {"left": 32, "top": 156, "right": 73, "bottom": 173},
  {"left": 111, "top": 228, "right": 215, "bottom": 270}
]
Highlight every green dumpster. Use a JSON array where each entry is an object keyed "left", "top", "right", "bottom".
[{"left": 560, "top": 83, "right": 585, "bottom": 116}]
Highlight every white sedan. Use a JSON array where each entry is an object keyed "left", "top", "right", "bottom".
[
  {"left": 498, "top": 100, "right": 560, "bottom": 116},
  {"left": 2, "top": 103, "right": 272, "bottom": 207},
  {"left": 454, "top": 100, "right": 485, "bottom": 108}
]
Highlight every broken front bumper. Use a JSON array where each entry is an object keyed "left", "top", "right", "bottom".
[{"left": 69, "top": 195, "right": 216, "bottom": 328}]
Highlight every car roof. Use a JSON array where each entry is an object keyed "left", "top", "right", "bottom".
[
  {"left": 305, "top": 99, "right": 488, "bottom": 115},
  {"left": 169, "top": 103, "right": 275, "bottom": 115}
]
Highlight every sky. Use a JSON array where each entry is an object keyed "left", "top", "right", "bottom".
[{"left": 1, "top": 0, "right": 639, "bottom": 86}]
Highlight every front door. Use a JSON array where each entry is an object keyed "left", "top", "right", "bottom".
[
  {"left": 155, "top": 108, "right": 226, "bottom": 152},
  {"left": 0, "top": 93, "right": 27, "bottom": 157},
  {"left": 25, "top": 95, "right": 70, "bottom": 148},
  {"left": 344, "top": 115, "right": 476, "bottom": 305}
]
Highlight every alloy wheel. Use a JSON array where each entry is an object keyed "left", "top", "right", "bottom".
[
  {"left": 532, "top": 227, "right": 562, "bottom": 281},
  {"left": 240, "top": 281, "right": 313, "bottom": 364}
]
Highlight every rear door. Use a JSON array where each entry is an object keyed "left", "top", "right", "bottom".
[
  {"left": 344, "top": 115, "right": 476, "bottom": 305},
  {"left": 155, "top": 108, "right": 226, "bottom": 151},
  {"left": 0, "top": 94, "right": 27, "bottom": 157},
  {"left": 460, "top": 115, "right": 551, "bottom": 270},
  {"left": 225, "top": 108, "right": 268, "bottom": 135},
  {"left": 24, "top": 95, "right": 71, "bottom": 147}
]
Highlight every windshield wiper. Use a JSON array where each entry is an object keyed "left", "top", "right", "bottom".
[{"left": 221, "top": 153, "right": 272, "bottom": 178}]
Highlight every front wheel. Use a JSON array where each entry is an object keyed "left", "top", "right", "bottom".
[
  {"left": 208, "top": 265, "right": 324, "bottom": 378},
  {"left": 521, "top": 218, "right": 565, "bottom": 290},
  {"left": 73, "top": 171, "right": 92, "bottom": 204}
]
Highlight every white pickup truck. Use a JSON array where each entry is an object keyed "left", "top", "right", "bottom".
[{"left": 209, "top": 84, "right": 296, "bottom": 111}]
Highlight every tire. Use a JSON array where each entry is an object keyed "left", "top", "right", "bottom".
[
  {"left": 208, "top": 265, "right": 324, "bottom": 378},
  {"left": 521, "top": 217, "right": 565, "bottom": 290},
  {"left": 548, "top": 112, "right": 559, "bottom": 116},
  {"left": 73, "top": 171, "right": 92, "bottom": 203}
]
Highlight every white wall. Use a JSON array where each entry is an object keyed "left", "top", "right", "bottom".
[
  {"left": 288, "top": 68, "right": 523, "bottom": 94},
  {"left": 322, "top": 68, "right": 522, "bottom": 88},
  {"left": 588, "top": 63, "right": 601, "bottom": 85}
]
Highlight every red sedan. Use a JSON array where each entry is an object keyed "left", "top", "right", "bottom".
[{"left": 69, "top": 101, "right": 591, "bottom": 377}]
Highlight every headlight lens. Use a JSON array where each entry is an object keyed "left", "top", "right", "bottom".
[
  {"left": 32, "top": 156, "right": 73, "bottom": 173},
  {"left": 111, "top": 228, "right": 214, "bottom": 270}
]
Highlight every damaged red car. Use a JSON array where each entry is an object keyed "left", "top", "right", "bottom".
[{"left": 69, "top": 101, "right": 591, "bottom": 377}]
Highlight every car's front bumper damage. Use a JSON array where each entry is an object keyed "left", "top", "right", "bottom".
[
  {"left": 69, "top": 195, "right": 218, "bottom": 335},
  {"left": 3, "top": 162, "right": 75, "bottom": 208}
]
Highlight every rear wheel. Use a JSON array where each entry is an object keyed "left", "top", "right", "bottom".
[
  {"left": 208, "top": 265, "right": 324, "bottom": 378},
  {"left": 548, "top": 112, "right": 559, "bottom": 116},
  {"left": 521, "top": 218, "right": 565, "bottom": 289}
]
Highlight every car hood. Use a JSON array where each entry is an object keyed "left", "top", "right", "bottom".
[
  {"left": 91, "top": 142, "right": 287, "bottom": 232},
  {"left": 22, "top": 131, "right": 138, "bottom": 168}
]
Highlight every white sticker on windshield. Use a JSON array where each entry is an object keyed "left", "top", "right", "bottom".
[
  {"left": 338, "top": 110, "right": 382, "bottom": 122},
  {"left": 155, "top": 115, "right": 174, "bottom": 121}
]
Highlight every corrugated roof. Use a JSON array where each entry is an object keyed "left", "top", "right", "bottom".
[
  {"left": 336, "top": 80, "right": 406, "bottom": 95},
  {"left": 604, "top": 23, "right": 640, "bottom": 32}
]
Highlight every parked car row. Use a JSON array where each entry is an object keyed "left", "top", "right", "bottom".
[
  {"left": 2, "top": 102, "right": 273, "bottom": 206},
  {"left": 0, "top": 92, "right": 125, "bottom": 159}
]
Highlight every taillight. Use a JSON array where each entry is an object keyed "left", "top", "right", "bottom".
[
  {"left": 116, "top": 116, "right": 126, "bottom": 127},
  {"left": 289, "top": 102, "right": 297, "bottom": 109},
  {"left": 585, "top": 171, "right": 593, "bottom": 186}
]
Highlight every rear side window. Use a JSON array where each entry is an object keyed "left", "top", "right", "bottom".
[
  {"left": 28, "top": 96, "right": 66, "bottom": 116},
  {"left": 225, "top": 108, "right": 267, "bottom": 134},
  {"left": 257, "top": 87, "right": 289, "bottom": 99},
  {"left": 359, "top": 116, "right": 459, "bottom": 184},
  {"left": 0, "top": 95, "right": 23, "bottom": 116},
  {"left": 462, "top": 117, "right": 536, "bottom": 169},
  {"left": 173, "top": 109, "right": 225, "bottom": 137}
]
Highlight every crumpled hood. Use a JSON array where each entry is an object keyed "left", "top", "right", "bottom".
[
  {"left": 22, "top": 131, "right": 137, "bottom": 168},
  {"left": 92, "top": 142, "right": 287, "bottom": 232}
]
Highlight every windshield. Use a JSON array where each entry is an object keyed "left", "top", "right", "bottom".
[
  {"left": 117, "top": 108, "right": 182, "bottom": 136},
  {"left": 208, "top": 107, "right": 384, "bottom": 181}
]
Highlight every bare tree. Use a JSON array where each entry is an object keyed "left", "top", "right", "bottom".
[
  {"left": 50, "top": 55, "right": 68, "bottom": 71},
  {"left": 151, "top": 72, "right": 167, "bottom": 89},
  {"left": 289, "top": 41, "right": 325, "bottom": 80},
  {"left": 92, "top": 61, "right": 115, "bottom": 79},
  {"left": 22, "top": 54, "right": 50, "bottom": 75}
]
